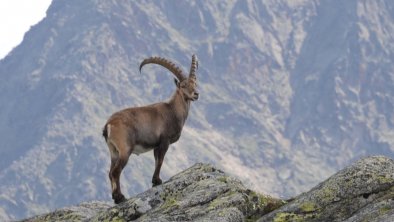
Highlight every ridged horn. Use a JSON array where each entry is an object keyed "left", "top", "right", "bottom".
[
  {"left": 139, "top": 57, "right": 186, "bottom": 81},
  {"left": 189, "top": 54, "right": 198, "bottom": 79}
]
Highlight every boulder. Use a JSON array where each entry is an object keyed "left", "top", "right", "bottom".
[
  {"left": 258, "top": 156, "right": 394, "bottom": 222},
  {"left": 21, "top": 201, "right": 111, "bottom": 222},
  {"left": 24, "top": 163, "right": 284, "bottom": 221}
]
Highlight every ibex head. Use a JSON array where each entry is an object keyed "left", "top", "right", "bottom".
[{"left": 139, "top": 54, "right": 199, "bottom": 101}]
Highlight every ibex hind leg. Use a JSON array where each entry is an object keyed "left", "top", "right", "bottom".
[
  {"left": 107, "top": 142, "right": 118, "bottom": 197},
  {"left": 108, "top": 141, "right": 130, "bottom": 204}
]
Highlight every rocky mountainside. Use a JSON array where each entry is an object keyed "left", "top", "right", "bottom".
[
  {"left": 23, "top": 156, "right": 394, "bottom": 221},
  {"left": 1, "top": 0, "right": 394, "bottom": 220}
]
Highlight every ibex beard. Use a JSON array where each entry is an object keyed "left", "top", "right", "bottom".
[{"left": 103, "top": 55, "right": 199, "bottom": 204}]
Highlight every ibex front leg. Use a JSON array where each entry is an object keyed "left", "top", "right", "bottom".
[{"left": 152, "top": 140, "right": 169, "bottom": 186}]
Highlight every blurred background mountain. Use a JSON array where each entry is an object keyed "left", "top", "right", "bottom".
[{"left": 0, "top": 0, "right": 393, "bottom": 220}]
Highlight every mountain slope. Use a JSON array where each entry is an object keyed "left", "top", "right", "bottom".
[{"left": 0, "top": 0, "right": 394, "bottom": 220}]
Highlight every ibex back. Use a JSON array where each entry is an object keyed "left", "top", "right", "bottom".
[{"left": 103, "top": 55, "right": 199, "bottom": 204}]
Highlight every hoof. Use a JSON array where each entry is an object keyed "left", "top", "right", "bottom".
[
  {"left": 152, "top": 178, "right": 162, "bottom": 187},
  {"left": 113, "top": 193, "right": 126, "bottom": 204}
]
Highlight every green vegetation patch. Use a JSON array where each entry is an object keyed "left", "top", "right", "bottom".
[
  {"left": 218, "top": 176, "right": 228, "bottom": 183},
  {"left": 248, "top": 190, "right": 285, "bottom": 212},
  {"left": 300, "top": 201, "right": 318, "bottom": 213},
  {"left": 273, "top": 212, "right": 304, "bottom": 222},
  {"left": 36, "top": 210, "right": 85, "bottom": 221},
  {"left": 379, "top": 205, "right": 392, "bottom": 215},
  {"left": 318, "top": 186, "right": 336, "bottom": 203},
  {"left": 160, "top": 196, "right": 179, "bottom": 213},
  {"left": 245, "top": 190, "right": 287, "bottom": 221},
  {"left": 377, "top": 175, "right": 394, "bottom": 184}
]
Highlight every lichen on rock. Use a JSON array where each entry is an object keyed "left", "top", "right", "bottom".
[{"left": 258, "top": 156, "right": 394, "bottom": 222}]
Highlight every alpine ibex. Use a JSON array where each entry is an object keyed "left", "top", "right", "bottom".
[{"left": 103, "top": 55, "right": 199, "bottom": 204}]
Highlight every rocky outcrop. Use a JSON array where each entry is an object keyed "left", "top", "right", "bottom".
[
  {"left": 259, "top": 156, "right": 394, "bottom": 222},
  {"left": 24, "top": 163, "right": 284, "bottom": 221},
  {"left": 21, "top": 202, "right": 111, "bottom": 222},
  {"left": 23, "top": 156, "right": 394, "bottom": 221}
]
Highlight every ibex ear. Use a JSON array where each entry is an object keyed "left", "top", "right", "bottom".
[{"left": 174, "top": 78, "right": 180, "bottom": 88}]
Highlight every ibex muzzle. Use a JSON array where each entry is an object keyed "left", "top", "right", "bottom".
[{"left": 103, "top": 55, "right": 199, "bottom": 204}]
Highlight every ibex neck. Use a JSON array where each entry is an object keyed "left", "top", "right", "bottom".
[{"left": 169, "top": 89, "right": 190, "bottom": 123}]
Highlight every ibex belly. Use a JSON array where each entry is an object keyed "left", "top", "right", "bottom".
[{"left": 133, "top": 144, "right": 155, "bottom": 155}]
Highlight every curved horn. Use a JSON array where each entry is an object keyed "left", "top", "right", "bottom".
[
  {"left": 139, "top": 57, "right": 186, "bottom": 81},
  {"left": 189, "top": 54, "right": 198, "bottom": 79}
]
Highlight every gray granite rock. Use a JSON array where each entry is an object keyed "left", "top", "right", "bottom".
[
  {"left": 258, "top": 156, "right": 394, "bottom": 222},
  {"left": 21, "top": 201, "right": 111, "bottom": 222},
  {"left": 90, "top": 163, "right": 283, "bottom": 221},
  {"left": 23, "top": 163, "right": 283, "bottom": 221}
]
